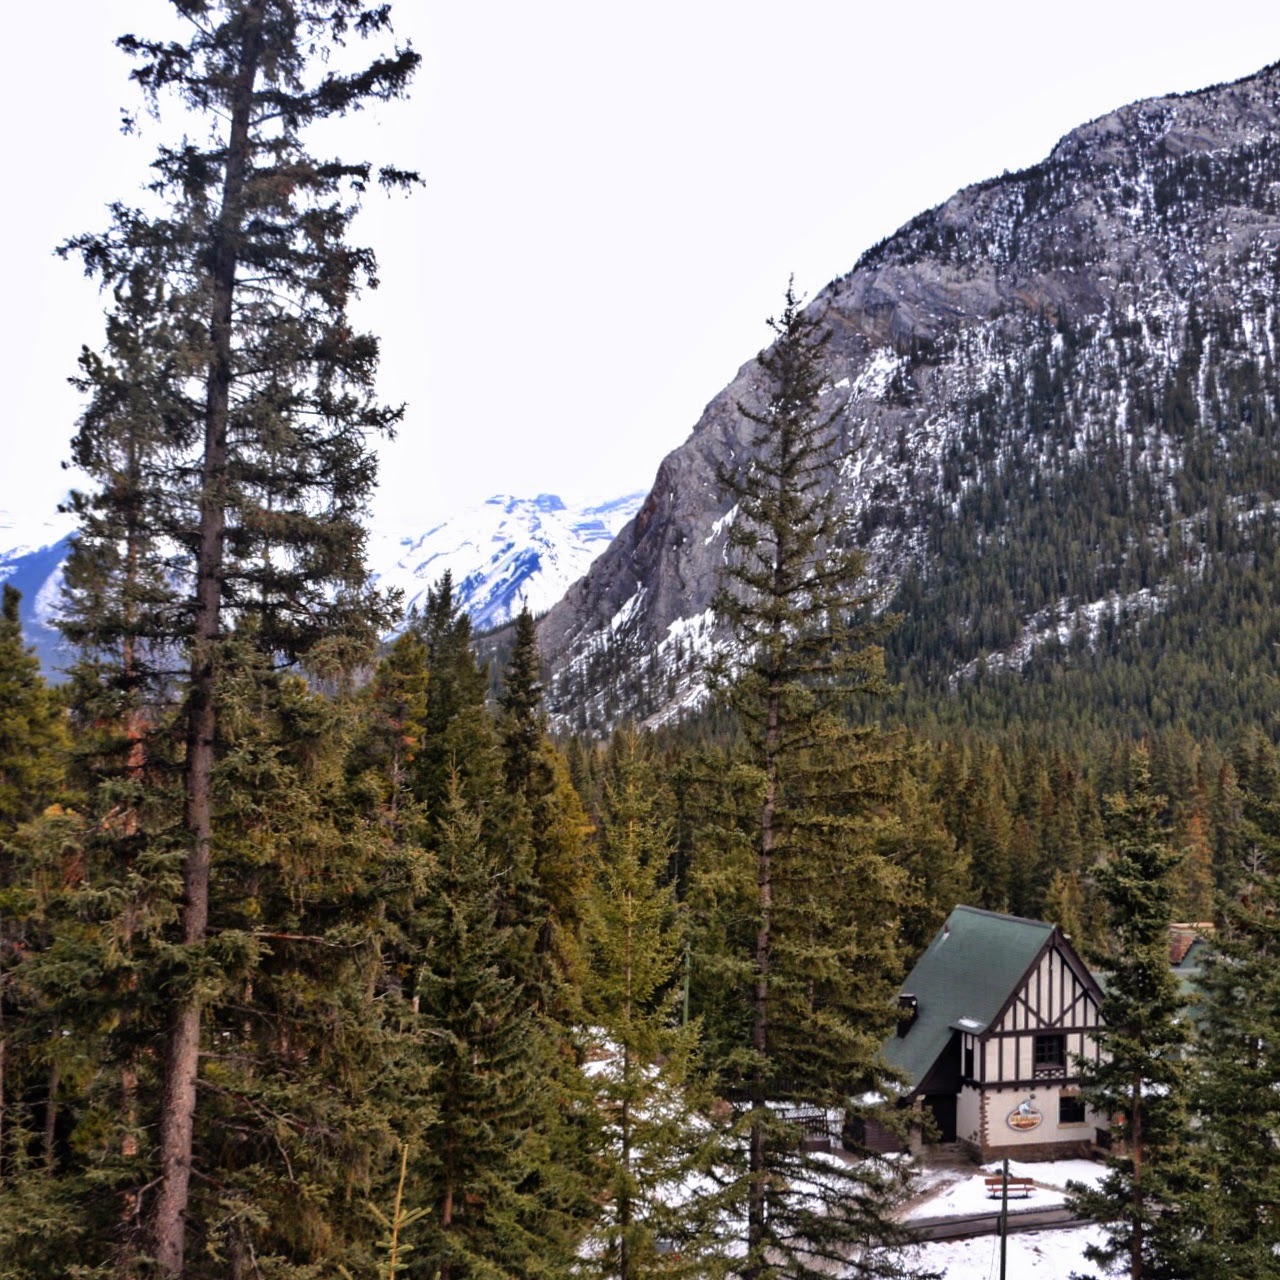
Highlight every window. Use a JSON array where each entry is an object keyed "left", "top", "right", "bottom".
[
  {"left": 1034, "top": 1034, "right": 1065, "bottom": 1070},
  {"left": 964, "top": 1044, "right": 975, "bottom": 1080},
  {"left": 1059, "top": 1095, "right": 1086, "bottom": 1125}
]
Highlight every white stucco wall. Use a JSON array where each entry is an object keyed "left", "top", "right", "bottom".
[
  {"left": 957, "top": 1084, "right": 983, "bottom": 1147},
  {"left": 985, "top": 1084, "right": 1099, "bottom": 1148}
]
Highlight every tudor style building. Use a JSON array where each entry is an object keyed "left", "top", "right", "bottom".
[{"left": 879, "top": 904, "right": 1106, "bottom": 1162}]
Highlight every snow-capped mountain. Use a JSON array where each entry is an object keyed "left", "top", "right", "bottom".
[
  {"left": 0, "top": 518, "right": 75, "bottom": 673},
  {"left": 0, "top": 492, "right": 645, "bottom": 673},
  {"left": 371, "top": 492, "right": 645, "bottom": 633}
]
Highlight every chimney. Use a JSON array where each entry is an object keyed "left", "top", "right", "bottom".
[
  {"left": 897, "top": 994, "right": 919, "bottom": 1038},
  {"left": 1169, "top": 923, "right": 1213, "bottom": 965}
]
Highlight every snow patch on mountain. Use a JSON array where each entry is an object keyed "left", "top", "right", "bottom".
[{"left": 948, "top": 586, "right": 1170, "bottom": 687}]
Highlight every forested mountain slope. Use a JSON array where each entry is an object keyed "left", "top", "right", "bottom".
[{"left": 538, "top": 61, "right": 1280, "bottom": 739}]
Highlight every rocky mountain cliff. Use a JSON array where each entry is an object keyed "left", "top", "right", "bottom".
[{"left": 538, "top": 61, "right": 1280, "bottom": 736}]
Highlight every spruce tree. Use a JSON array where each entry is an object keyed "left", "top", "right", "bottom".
[
  {"left": 130, "top": 656, "right": 413, "bottom": 1274},
  {"left": 704, "top": 282, "right": 916, "bottom": 1278},
  {"left": 1181, "top": 740, "right": 1280, "bottom": 1276},
  {"left": 0, "top": 586, "right": 67, "bottom": 839},
  {"left": 497, "top": 605, "right": 594, "bottom": 1016},
  {"left": 0, "top": 809, "right": 100, "bottom": 1272},
  {"left": 1068, "top": 750, "right": 1195, "bottom": 1280},
  {"left": 58, "top": 5, "right": 419, "bottom": 1272},
  {"left": 1, "top": 650, "right": 433, "bottom": 1277},
  {"left": 878, "top": 768, "right": 968, "bottom": 955},
  {"left": 413, "top": 573, "right": 498, "bottom": 823},
  {"left": 499, "top": 605, "right": 546, "bottom": 802},
  {"left": 354, "top": 627, "right": 431, "bottom": 825},
  {"left": 582, "top": 730, "right": 728, "bottom": 1280},
  {"left": 410, "top": 783, "right": 580, "bottom": 1280}
]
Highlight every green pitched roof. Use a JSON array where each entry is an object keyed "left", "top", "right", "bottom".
[{"left": 882, "top": 905, "right": 1055, "bottom": 1092}]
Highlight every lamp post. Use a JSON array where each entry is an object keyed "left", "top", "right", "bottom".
[{"left": 999, "top": 1155, "right": 1010, "bottom": 1280}]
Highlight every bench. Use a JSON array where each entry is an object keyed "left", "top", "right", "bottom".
[{"left": 984, "top": 1175, "right": 1034, "bottom": 1199}]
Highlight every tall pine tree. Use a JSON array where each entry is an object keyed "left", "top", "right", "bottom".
[
  {"left": 413, "top": 573, "right": 498, "bottom": 823},
  {"left": 58, "top": 4, "right": 419, "bottom": 1272},
  {"left": 582, "top": 729, "right": 729, "bottom": 1280},
  {"left": 410, "top": 782, "right": 580, "bottom": 1280},
  {"left": 1181, "top": 736, "right": 1280, "bottom": 1276},
  {"left": 497, "top": 604, "right": 594, "bottom": 1018},
  {"left": 704, "top": 282, "right": 916, "bottom": 1279}
]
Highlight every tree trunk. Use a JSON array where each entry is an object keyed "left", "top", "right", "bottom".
[
  {"left": 620, "top": 1072, "right": 632, "bottom": 1280},
  {"left": 44, "top": 1051, "right": 60, "bottom": 1171},
  {"left": 746, "top": 544, "right": 785, "bottom": 1278},
  {"left": 149, "top": 6, "right": 265, "bottom": 1274},
  {"left": 0, "top": 990, "right": 6, "bottom": 1180},
  {"left": 440, "top": 1168, "right": 455, "bottom": 1280},
  {"left": 747, "top": 679, "right": 780, "bottom": 1277},
  {"left": 388, "top": 1141, "right": 409, "bottom": 1280},
  {"left": 1130, "top": 1074, "right": 1143, "bottom": 1280},
  {"left": 121, "top": 1064, "right": 139, "bottom": 1159},
  {"left": 620, "top": 929, "right": 633, "bottom": 1280}
]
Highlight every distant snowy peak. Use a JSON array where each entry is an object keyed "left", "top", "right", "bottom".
[
  {"left": 371, "top": 491, "right": 646, "bottom": 633},
  {"left": 0, "top": 493, "right": 645, "bottom": 673},
  {"left": 0, "top": 524, "right": 75, "bottom": 673}
]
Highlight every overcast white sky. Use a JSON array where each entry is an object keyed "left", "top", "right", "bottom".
[{"left": 2, "top": 2, "right": 1279, "bottom": 546}]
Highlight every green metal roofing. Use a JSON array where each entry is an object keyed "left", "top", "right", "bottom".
[{"left": 881, "top": 905, "right": 1055, "bottom": 1092}]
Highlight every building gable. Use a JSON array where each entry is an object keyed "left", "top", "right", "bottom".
[
  {"left": 978, "top": 932, "right": 1104, "bottom": 1089},
  {"left": 989, "top": 933, "right": 1104, "bottom": 1037}
]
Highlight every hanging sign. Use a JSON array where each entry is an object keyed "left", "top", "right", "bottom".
[{"left": 1006, "top": 1099, "right": 1043, "bottom": 1132}]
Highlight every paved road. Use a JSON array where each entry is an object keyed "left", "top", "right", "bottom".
[{"left": 909, "top": 1204, "right": 1084, "bottom": 1242}]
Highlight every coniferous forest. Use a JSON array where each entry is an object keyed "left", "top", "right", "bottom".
[{"left": 5, "top": 6, "right": 1280, "bottom": 1280}]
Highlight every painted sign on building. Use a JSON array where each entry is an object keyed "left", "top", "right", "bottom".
[{"left": 1007, "top": 1099, "right": 1043, "bottom": 1132}]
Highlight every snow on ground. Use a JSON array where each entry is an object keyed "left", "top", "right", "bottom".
[
  {"left": 904, "top": 1158, "right": 1106, "bottom": 1221},
  {"left": 908, "top": 1174, "right": 1066, "bottom": 1218},
  {"left": 898, "top": 1158, "right": 1112, "bottom": 1278},
  {"left": 903, "top": 1223, "right": 1110, "bottom": 1278},
  {"left": 985, "top": 1159, "right": 1106, "bottom": 1193}
]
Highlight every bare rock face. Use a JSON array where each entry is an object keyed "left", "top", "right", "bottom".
[{"left": 538, "top": 62, "right": 1280, "bottom": 732}]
